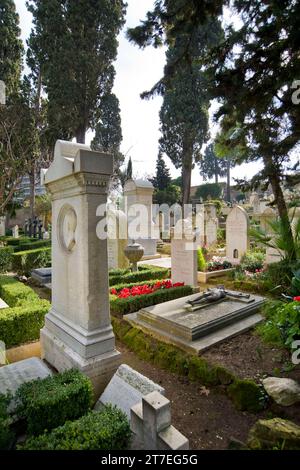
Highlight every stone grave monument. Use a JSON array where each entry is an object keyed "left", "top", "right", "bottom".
[
  {"left": 12, "top": 225, "right": 19, "bottom": 239},
  {"left": 107, "top": 207, "right": 129, "bottom": 270},
  {"left": 171, "top": 222, "right": 198, "bottom": 289},
  {"left": 0, "top": 216, "right": 5, "bottom": 236},
  {"left": 124, "top": 179, "right": 158, "bottom": 256},
  {"left": 226, "top": 205, "right": 250, "bottom": 265},
  {"left": 40, "top": 140, "right": 121, "bottom": 396}
]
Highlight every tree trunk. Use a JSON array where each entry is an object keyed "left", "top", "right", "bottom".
[
  {"left": 182, "top": 164, "right": 192, "bottom": 206},
  {"left": 76, "top": 125, "right": 86, "bottom": 144},
  {"left": 263, "top": 155, "right": 296, "bottom": 260},
  {"left": 226, "top": 157, "right": 231, "bottom": 202},
  {"left": 29, "top": 168, "right": 36, "bottom": 220},
  {"left": 214, "top": 157, "right": 219, "bottom": 184}
]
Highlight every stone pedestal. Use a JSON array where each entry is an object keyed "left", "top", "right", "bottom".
[{"left": 40, "top": 140, "right": 121, "bottom": 397}]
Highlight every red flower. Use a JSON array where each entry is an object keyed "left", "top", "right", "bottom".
[
  {"left": 173, "top": 282, "right": 185, "bottom": 287},
  {"left": 110, "top": 288, "right": 117, "bottom": 295},
  {"left": 293, "top": 296, "right": 300, "bottom": 302}
]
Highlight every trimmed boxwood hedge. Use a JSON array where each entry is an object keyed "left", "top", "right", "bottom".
[
  {"left": 16, "top": 369, "right": 94, "bottom": 436},
  {"left": 109, "top": 265, "right": 169, "bottom": 286},
  {"left": 0, "top": 276, "right": 50, "bottom": 348},
  {"left": 20, "top": 405, "right": 131, "bottom": 450},
  {"left": 12, "top": 247, "right": 51, "bottom": 276},
  {"left": 0, "top": 394, "right": 14, "bottom": 450},
  {"left": 110, "top": 285, "right": 193, "bottom": 316},
  {"left": 0, "top": 247, "right": 14, "bottom": 273},
  {"left": 14, "top": 240, "right": 51, "bottom": 253}
]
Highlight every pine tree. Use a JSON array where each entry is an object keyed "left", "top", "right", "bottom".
[
  {"left": 151, "top": 154, "right": 171, "bottom": 190},
  {"left": 126, "top": 157, "right": 133, "bottom": 180},
  {"left": 199, "top": 144, "right": 227, "bottom": 184},
  {"left": 27, "top": 0, "right": 126, "bottom": 143},
  {"left": 0, "top": 0, "right": 23, "bottom": 97},
  {"left": 211, "top": 0, "right": 300, "bottom": 260}
]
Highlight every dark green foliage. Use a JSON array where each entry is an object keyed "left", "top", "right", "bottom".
[
  {"left": 0, "top": 394, "right": 14, "bottom": 450},
  {"left": 151, "top": 154, "right": 171, "bottom": 190},
  {"left": 227, "top": 379, "right": 264, "bottom": 413},
  {"left": 0, "top": 275, "right": 50, "bottom": 348},
  {"left": 109, "top": 265, "right": 170, "bottom": 286},
  {"left": 110, "top": 285, "right": 193, "bottom": 316},
  {"left": 257, "top": 300, "right": 300, "bottom": 350},
  {"left": 264, "top": 260, "right": 296, "bottom": 293},
  {"left": 12, "top": 247, "right": 51, "bottom": 275},
  {"left": 153, "top": 184, "right": 181, "bottom": 205},
  {"left": 16, "top": 369, "right": 94, "bottom": 436},
  {"left": 199, "top": 143, "right": 227, "bottom": 183},
  {"left": 20, "top": 405, "right": 131, "bottom": 450},
  {"left": 240, "top": 251, "right": 265, "bottom": 273},
  {"left": 0, "top": 0, "right": 23, "bottom": 96},
  {"left": 14, "top": 239, "right": 51, "bottom": 252},
  {"left": 27, "top": 0, "right": 126, "bottom": 143},
  {"left": 195, "top": 183, "right": 222, "bottom": 201},
  {"left": 0, "top": 246, "right": 14, "bottom": 273},
  {"left": 291, "top": 269, "right": 300, "bottom": 297},
  {"left": 197, "top": 248, "right": 206, "bottom": 272}
]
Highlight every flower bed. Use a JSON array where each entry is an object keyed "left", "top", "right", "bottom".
[
  {"left": 110, "top": 283, "right": 193, "bottom": 317},
  {"left": 110, "top": 279, "right": 184, "bottom": 299},
  {"left": 207, "top": 256, "right": 232, "bottom": 272}
]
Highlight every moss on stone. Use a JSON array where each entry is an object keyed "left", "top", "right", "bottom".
[
  {"left": 248, "top": 418, "right": 300, "bottom": 450},
  {"left": 112, "top": 316, "right": 264, "bottom": 413},
  {"left": 227, "top": 379, "right": 263, "bottom": 413}
]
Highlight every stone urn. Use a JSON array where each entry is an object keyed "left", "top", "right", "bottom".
[{"left": 124, "top": 241, "right": 144, "bottom": 272}]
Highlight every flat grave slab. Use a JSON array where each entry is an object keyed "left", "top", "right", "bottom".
[
  {"left": 95, "top": 364, "right": 165, "bottom": 418},
  {"left": 0, "top": 358, "right": 52, "bottom": 399},
  {"left": 125, "top": 291, "right": 265, "bottom": 353},
  {"left": 31, "top": 267, "right": 52, "bottom": 285}
]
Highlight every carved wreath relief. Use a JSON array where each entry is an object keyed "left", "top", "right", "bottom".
[{"left": 58, "top": 205, "right": 77, "bottom": 252}]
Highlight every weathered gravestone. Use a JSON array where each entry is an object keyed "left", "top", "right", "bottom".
[
  {"left": 40, "top": 140, "right": 121, "bottom": 396},
  {"left": 95, "top": 364, "right": 165, "bottom": 418},
  {"left": 124, "top": 179, "right": 158, "bottom": 256},
  {"left": 12, "top": 225, "right": 19, "bottom": 239},
  {"left": 106, "top": 208, "right": 129, "bottom": 270},
  {"left": 0, "top": 216, "right": 5, "bottom": 236},
  {"left": 171, "top": 223, "right": 198, "bottom": 289},
  {"left": 226, "top": 205, "right": 250, "bottom": 265}
]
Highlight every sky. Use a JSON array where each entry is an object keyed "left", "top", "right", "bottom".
[{"left": 15, "top": 0, "right": 261, "bottom": 186}]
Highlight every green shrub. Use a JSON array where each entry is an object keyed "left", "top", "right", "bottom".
[
  {"left": 12, "top": 247, "right": 51, "bottom": 276},
  {"left": 264, "top": 259, "right": 296, "bottom": 292},
  {"left": 0, "top": 247, "right": 14, "bottom": 273},
  {"left": 14, "top": 240, "right": 51, "bottom": 253},
  {"left": 227, "top": 379, "right": 264, "bottom": 413},
  {"left": 109, "top": 265, "right": 169, "bottom": 286},
  {"left": 110, "top": 278, "right": 169, "bottom": 293},
  {"left": 257, "top": 300, "right": 300, "bottom": 350},
  {"left": 0, "top": 394, "right": 14, "bottom": 450},
  {"left": 16, "top": 369, "right": 94, "bottom": 436},
  {"left": 197, "top": 248, "right": 206, "bottom": 272},
  {"left": 110, "top": 285, "right": 193, "bottom": 316},
  {"left": 20, "top": 405, "right": 131, "bottom": 450},
  {"left": 240, "top": 250, "right": 265, "bottom": 273},
  {"left": 0, "top": 276, "right": 50, "bottom": 348}
]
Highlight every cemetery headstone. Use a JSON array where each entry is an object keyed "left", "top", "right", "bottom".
[
  {"left": 107, "top": 208, "right": 129, "bottom": 270},
  {"left": 0, "top": 216, "right": 5, "bottom": 237},
  {"left": 171, "top": 223, "right": 198, "bottom": 288},
  {"left": 226, "top": 205, "right": 250, "bottom": 265},
  {"left": 40, "top": 140, "right": 121, "bottom": 396},
  {"left": 12, "top": 225, "right": 19, "bottom": 239},
  {"left": 124, "top": 179, "right": 158, "bottom": 256}
]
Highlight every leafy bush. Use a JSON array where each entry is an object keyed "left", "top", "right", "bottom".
[
  {"left": 16, "top": 369, "right": 94, "bottom": 436},
  {"left": 291, "top": 268, "right": 300, "bottom": 296},
  {"left": 195, "top": 183, "right": 222, "bottom": 201},
  {"left": 197, "top": 248, "right": 206, "bottom": 272},
  {"left": 240, "top": 251, "right": 265, "bottom": 273},
  {"left": 109, "top": 265, "right": 169, "bottom": 286},
  {"left": 0, "top": 394, "right": 14, "bottom": 450},
  {"left": 0, "top": 247, "right": 14, "bottom": 273},
  {"left": 14, "top": 240, "right": 51, "bottom": 253},
  {"left": 20, "top": 405, "right": 131, "bottom": 450},
  {"left": 110, "top": 285, "right": 193, "bottom": 316},
  {"left": 264, "top": 259, "right": 297, "bottom": 293},
  {"left": 257, "top": 300, "right": 300, "bottom": 350},
  {"left": 0, "top": 276, "right": 50, "bottom": 348},
  {"left": 12, "top": 247, "right": 51, "bottom": 276}
]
